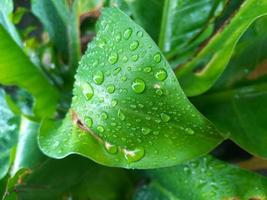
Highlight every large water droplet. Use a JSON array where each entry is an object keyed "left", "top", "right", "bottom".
[
  {"left": 93, "top": 71, "right": 104, "bottom": 85},
  {"left": 107, "top": 84, "right": 115, "bottom": 94},
  {"left": 85, "top": 116, "right": 93, "bottom": 127},
  {"left": 130, "top": 40, "right": 139, "bottom": 51},
  {"left": 118, "top": 109, "right": 125, "bottom": 121},
  {"left": 123, "top": 28, "right": 132, "bottom": 40},
  {"left": 104, "top": 142, "right": 118, "bottom": 154},
  {"left": 82, "top": 82, "right": 94, "bottom": 100},
  {"left": 160, "top": 113, "right": 171, "bottom": 122},
  {"left": 155, "top": 69, "right": 167, "bottom": 81},
  {"left": 142, "top": 127, "right": 151, "bottom": 135},
  {"left": 132, "top": 78, "right": 145, "bottom": 94},
  {"left": 108, "top": 52, "right": 118, "bottom": 64},
  {"left": 123, "top": 147, "right": 145, "bottom": 162},
  {"left": 153, "top": 53, "right": 161, "bottom": 63}
]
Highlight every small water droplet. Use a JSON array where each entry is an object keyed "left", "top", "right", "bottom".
[
  {"left": 107, "top": 84, "right": 115, "bottom": 94},
  {"left": 123, "top": 147, "right": 145, "bottom": 162},
  {"left": 131, "top": 54, "right": 139, "bottom": 61},
  {"left": 153, "top": 53, "right": 161, "bottom": 63},
  {"left": 160, "top": 113, "right": 171, "bottom": 122},
  {"left": 85, "top": 116, "right": 93, "bottom": 127},
  {"left": 122, "top": 56, "right": 128, "bottom": 63},
  {"left": 123, "top": 28, "right": 132, "bottom": 40},
  {"left": 144, "top": 66, "right": 152, "bottom": 73},
  {"left": 93, "top": 71, "right": 104, "bottom": 85},
  {"left": 108, "top": 52, "right": 118, "bottom": 64},
  {"left": 136, "top": 31, "right": 143, "bottom": 38},
  {"left": 115, "top": 32, "right": 122, "bottom": 42},
  {"left": 104, "top": 142, "right": 118, "bottom": 154},
  {"left": 111, "top": 99, "right": 118, "bottom": 107},
  {"left": 142, "top": 127, "right": 151, "bottom": 135},
  {"left": 155, "top": 89, "right": 163, "bottom": 96},
  {"left": 155, "top": 69, "right": 167, "bottom": 81},
  {"left": 82, "top": 82, "right": 94, "bottom": 100},
  {"left": 118, "top": 109, "right": 126, "bottom": 120},
  {"left": 121, "top": 76, "right": 127, "bottom": 81},
  {"left": 101, "top": 112, "right": 108, "bottom": 119},
  {"left": 132, "top": 78, "right": 145, "bottom": 93},
  {"left": 130, "top": 40, "right": 139, "bottom": 51},
  {"left": 185, "top": 127, "right": 195, "bottom": 135},
  {"left": 97, "top": 125, "right": 105, "bottom": 133}
]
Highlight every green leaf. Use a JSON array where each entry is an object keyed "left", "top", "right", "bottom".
[
  {"left": 0, "top": 0, "right": 21, "bottom": 45},
  {"left": 159, "top": 0, "right": 227, "bottom": 59},
  {"left": 0, "top": 89, "right": 19, "bottom": 180},
  {"left": 134, "top": 155, "right": 267, "bottom": 200},
  {"left": 176, "top": 0, "right": 267, "bottom": 96},
  {"left": 0, "top": 25, "right": 59, "bottom": 118},
  {"left": 31, "top": 0, "right": 81, "bottom": 75},
  {"left": 193, "top": 17, "right": 267, "bottom": 158},
  {"left": 38, "top": 8, "right": 223, "bottom": 169},
  {"left": 11, "top": 117, "right": 45, "bottom": 175},
  {"left": 4, "top": 156, "right": 133, "bottom": 200}
]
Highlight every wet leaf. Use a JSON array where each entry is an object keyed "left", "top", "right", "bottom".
[{"left": 38, "top": 8, "right": 223, "bottom": 169}]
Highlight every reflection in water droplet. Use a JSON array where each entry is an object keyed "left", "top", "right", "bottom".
[
  {"left": 123, "top": 28, "right": 132, "bottom": 40},
  {"left": 85, "top": 116, "right": 93, "bottom": 127},
  {"left": 153, "top": 53, "right": 161, "bottom": 63},
  {"left": 130, "top": 40, "right": 139, "bottom": 51},
  {"left": 118, "top": 109, "right": 126, "bottom": 120},
  {"left": 160, "top": 113, "right": 171, "bottom": 122},
  {"left": 132, "top": 78, "right": 145, "bottom": 93},
  {"left": 123, "top": 147, "right": 145, "bottom": 162},
  {"left": 82, "top": 82, "right": 94, "bottom": 100},
  {"left": 104, "top": 142, "right": 118, "bottom": 154},
  {"left": 108, "top": 52, "right": 118, "bottom": 64},
  {"left": 93, "top": 71, "right": 104, "bottom": 85},
  {"left": 142, "top": 127, "right": 151, "bottom": 135},
  {"left": 155, "top": 69, "right": 167, "bottom": 81},
  {"left": 107, "top": 84, "right": 115, "bottom": 94},
  {"left": 97, "top": 125, "right": 105, "bottom": 133}
]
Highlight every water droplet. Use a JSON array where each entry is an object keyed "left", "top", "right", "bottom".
[
  {"left": 153, "top": 53, "right": 161, "bottom": 63},
  {"left": 123, "top": 147, "right": 145, "bottom": 162},
  {"left": 113, "top": 67, "right": 121, "bottom": 75},
  {"left": 155, "top": 89, "right": 163, "bottom": 96},
  {"left": 108, "top": 52, "right": 118, "bottom": 64},
  {"left": 160, "top": 113, "right": 171, "bottom": 122},
  {"left": 118, "top": 109, "right": 125, "bottom": 120},
  {"left": 185, "top": 127, "right": 195, "bottom": 135},
  {"left": 131, "top": 54, "right": 139, "bottom": 61},
  {"left": 111, "top": 99, "right": 118, "bottom": 107},
  {"left": 104, "top": 142, "right": 118, "bottom": 154},
  {"left": 97, "top": 38, "right": 106, "bottom": 48},
  {"left": 144, "top": 67, "right": 152, "bottom": 73},
  {"left": 132, "top": 78, "right": 145, "bottom": 93},
  {"left": 97, "top": 125, "right": 105, "bottom": 133},
  {"left": 123, "top": 28, "right": 132, "bottom": 40},
  {"left": 101, "top": 112, "right": 108, "bottom": 119},
  {"left": 93, "top": 71, "right": 104, "bottom": 85},
  {"left": 85, "top": 116, "right": 93, "bottom": 127},
  {"left": 107, "top": 84, "right": 115, "bottom": 94},
  {"left": 82, "top": 82, "right": 94, "bottom": 100},
  {"left": 155, "top": 69, "right": 167, "bottom": 81},
  {"left": 142, "top": 127, "right": 151, "bottom": 135},
  {"left": 115, "top": 32, "right": 122, "bottom": 42},
  {"left": 130, "top": 40, "right": 139, "bottom": 51},
  {"left": 122, "top": 56, "right": 128, "bottom": 63},
  {"left": 136, "top": 31, "right": 143, "bottom": 38},
  {"left": 121, "top": 76, "right": 127, "bottom": 81}
]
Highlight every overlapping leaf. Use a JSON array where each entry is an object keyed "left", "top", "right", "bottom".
[
  {"left": 38, "top": 8, "right": 223, "bottom": 169},
  {"left": 134, "top": 155, "right": 267, "bottom": 200},
  {"left": 176, "top": 0, "right": 267, "bottom": 96}
]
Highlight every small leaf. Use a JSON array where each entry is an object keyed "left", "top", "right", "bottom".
[
  {"left": 176, "top": 0, "right": 267, "bottom": 96},
  {"left": 39, "top": 8, "right": 223, "bottom": 169},
  {"left": 0, "top": 25, "right": 59, "bottom": 118},
  {"left": 134, "top": 155, "right": 267, "bottom": 200}
]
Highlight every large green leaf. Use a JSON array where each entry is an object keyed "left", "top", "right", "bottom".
[
  {"left": 176, "top": 0, "right": 267, "bottom": 96},
  {"left": 134, "top": 155, "right": 267, "bottom": 200},
  {"left": 193, "top": 16, "right": 267, "bottom": 158},
  {"left": 0, "top": 25, "right": 59, "bottom": 118},
  {"left": 3, "top": 156, "right": 133, "bottom": 200},
  {"left": 0, "top": 89, "right": 19, "bottom": 180},
  {"left": 38, "top": 8, "right": 223, "bottom": 169}
]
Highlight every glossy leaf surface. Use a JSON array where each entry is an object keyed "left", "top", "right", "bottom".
[
  {"left": 0, "top": 25, "right": 59, "bottom": 118},
  {"left": 38, "top": 8, "right": 223, "bottom": 169},
  {"left": 134, "top": 155, "right": 267, "bottom": 200},
  {"left": 176, "top": 0, "right": 267, "bottom": 96},
  {"left": 0, "top": 89, "right": 19, "bottom": 180}
]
